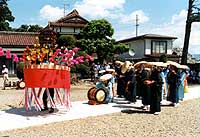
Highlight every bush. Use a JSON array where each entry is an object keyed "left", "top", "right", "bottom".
[
  {"left": 159, "top": 54, "right": 168, "bottom": 62},
  {"left": 76, "top": 63, "right": 91, "bottom": 79}
]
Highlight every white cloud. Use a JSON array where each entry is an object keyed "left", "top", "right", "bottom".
[
  {"left": 115, "top": 9, "right": 200, "bottom": 54},
  {"left": 37, "top": 3, "right": 199, "bottom": 54},
  {"left": 171, "top": 10, "right": 187, "bottom": 25},
  {"left": 74, "top": 0, "right": 125, "bottom": 18},
  {"left": 150, "top": 10, "right": 200, "bottom": 54},
  {"left": 120, "top": 10, "right": 149, "bottom": 24},
  {"left": 39, "top": 5, "right": 64, "bottom": 21},
  {"left": 189, "top": 23, "right": 200, "bottom": 54}
]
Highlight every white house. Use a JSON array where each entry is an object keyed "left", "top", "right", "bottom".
[{"left": 117, "top": 34, "right": 180, "bottom": 62}]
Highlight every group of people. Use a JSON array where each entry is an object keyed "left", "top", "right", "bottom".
[
  {"left": 90, "top": 62, "right": 114, "bottom": 83},
  {"left": 94, "top": 60, "right": 189, "bottom": 115}
]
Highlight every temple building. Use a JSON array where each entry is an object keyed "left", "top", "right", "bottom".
[{"left": 47, "top": 9, "right": 88, "bottom": 37}]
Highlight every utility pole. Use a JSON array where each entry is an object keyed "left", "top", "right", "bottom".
[{"left": 136, "top": 14, "right": 139, "bottom": 36}]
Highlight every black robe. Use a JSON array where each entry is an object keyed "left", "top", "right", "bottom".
[
  {"left": 149, "top": 69, "right": 163, "bottom": 113},
  {"left": 124, "top": 68, "right": 137, "bottom": 102},
  {"left": 141, "top": 69, "right": 151, "bottom": 105}
]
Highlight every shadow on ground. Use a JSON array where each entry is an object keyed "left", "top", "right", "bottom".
[
  {"left": 4, "top": 107, "right": 59, "bottom": 117},
  {"left": 121, "top": 109, "right": 151, "bottom": 114}
]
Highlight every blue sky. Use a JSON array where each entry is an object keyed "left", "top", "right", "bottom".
[{"left": 7, "top": 0, "right": 200, "bottom": 54}]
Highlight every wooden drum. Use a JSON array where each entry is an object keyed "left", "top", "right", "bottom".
[{"left": 87, "top": 87, "right": 107, "bottom": 103}]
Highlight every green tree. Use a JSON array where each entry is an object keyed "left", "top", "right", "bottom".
[
  {"left": 80, "top": 19, "right": 115, "bottom": 64},
  {"left": 113, "top": 43, "right": 129, "bottom": 55},
  {"left": 13, "top": 24, "right": 29, "bottom": 32},
  {"left": 181, "top": 0, "right": 200, "bottom": 64},
  {"left": 13, "top": 24, "right": 43, "bottom": 32},
  {"left": 28, "top": 25, "right": 43, "bottom": 32},
  {"left": 0, "top": 0, "right": 15, "bottom": 31},
  {"left": 159, "top": 54, "right": 168, "bottom": 62},
  {"left": 57, "top": 35, "right": 76, "bottom": 49}
]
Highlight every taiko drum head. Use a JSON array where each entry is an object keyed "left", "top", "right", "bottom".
[{"left": 95, "top": 88, "right": 107, "bottom": 103}]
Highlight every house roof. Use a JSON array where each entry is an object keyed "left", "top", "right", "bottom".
[
  {"left": 48, "top": 9, "right": 88, "bottom": 28},
  {"left": 117, "top": 34, "right": 177, "bottom": 43},
  {"left": 0, "top": 31, "right": 39, "bottom": 46}
]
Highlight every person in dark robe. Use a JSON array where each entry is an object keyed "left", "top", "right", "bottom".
[
  {"left": 115, "top": 66, "right": 123, "bottom": 97},
  {"left": 115, "top": 61, "right": 126, "bottom": 98},
  {"left": 123, "top": 66, "right": 137, "bottom": 103},
  {"left": 146, "top": 66, "right": 163, "bottom": 115},
  {"left": 135, "top": 70, "right": 142, "bottom": 99},
  {"left": 140, "top": 65, "right": 151, "bottom": 110},
  {"left": 167, "top": 65, "right": 180, "bottom": 107}
]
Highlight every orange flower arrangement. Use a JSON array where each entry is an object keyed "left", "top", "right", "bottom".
[
  {"left": 21, "top": 44, "right": 94, "bottom": 67},
  {"left": 21, "top": 43, "right": 54, "bottom": 64}
]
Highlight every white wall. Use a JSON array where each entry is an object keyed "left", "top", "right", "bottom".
[
  {"left": 53, "top": 27, "right": 81, "bottom": 34},
  {"left": 61, "top": 27, "right": 74, "bottom": 33},
  {"left": 128, "top": 40, "right": 145, "bottom": 58}
]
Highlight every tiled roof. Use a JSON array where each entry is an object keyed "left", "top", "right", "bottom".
[
  {"left": 117, "top": 34, "right": 177, "bottom": 43},
  {"left": 48, "top": 9, "right": 88, "bottom": 28},
  {"left": 49, "top": 22, "right": 86, "bottom": 27},
  {"left": 0, "top": 31, "right": 39, "bottom": 46}
]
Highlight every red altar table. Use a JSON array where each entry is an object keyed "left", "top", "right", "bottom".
[{"left": 24, "top": 66, "right": 71, "bottom": 111}]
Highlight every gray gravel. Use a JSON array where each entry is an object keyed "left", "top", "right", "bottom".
[{"left": 0, "top": 83, "right": 200, "bottom": 137}]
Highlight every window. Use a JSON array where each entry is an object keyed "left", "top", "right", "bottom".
[{"left": 151, "top": 41, "right": 167, "bottom": 54}]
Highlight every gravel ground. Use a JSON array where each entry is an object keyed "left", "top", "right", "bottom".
[{"left": 0, "top": 82, "right": 200, "bottom": 137}]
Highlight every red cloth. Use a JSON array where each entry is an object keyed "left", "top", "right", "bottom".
[{"left": 24, "top": 68, "right": 70, "bottom": 88}]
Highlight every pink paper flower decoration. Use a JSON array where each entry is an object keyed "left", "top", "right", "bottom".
[
  {"left": 64, "top": 49, "right": 68, "bottom": 53},
  {"left": 20, "top": 58, "right": 25, "bottom": 61},
  {"left": 13, "top": 56, "right": 19, "bottom": 62},
  {"left": 0, "top": 51, "right": 4, "bottom": 56},
  {"left": 6, "top": 50, "right": 12, "bottom": 58},
  {"left": 72, "top": 47, "right": 79, "bottom": 52}
]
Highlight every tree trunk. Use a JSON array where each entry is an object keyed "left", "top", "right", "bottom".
[
  {"left": 181, "top": 0, "right": 193, "bottom": 65},
  {"left": 181, "top": 22, "right": 192, "bottom": 65}
]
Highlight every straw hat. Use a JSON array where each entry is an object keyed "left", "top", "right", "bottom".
[
  {"left": 99, "top": 70, "right": 106, "bottom": 74},
  {"left": 133, "top": 61, "right": 151, "bottom": 69},
  {"left": 115, "top": 60, "right": 124, "bottom": 66},
  {"left": 106, "top": 68, "right": 115, "bottom": 72},
  {"left": 177, "top": 64, "right": 190, "bottom": 70},
  {"left": 99, "top": 74, "right": 113, "bottom": 81},
  {"left": 121, "top": 61, "right": 132, "bottom": 74},
  {"left": 149, "top": 62, "right": 168, "bottom": 67},
  {"left": 166, "top": 61, "right": 180, "bottom": 67}
]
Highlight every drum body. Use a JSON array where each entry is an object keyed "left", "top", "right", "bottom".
[{"left": 87, "top": 87, "right": 107, "bottom": 103}]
